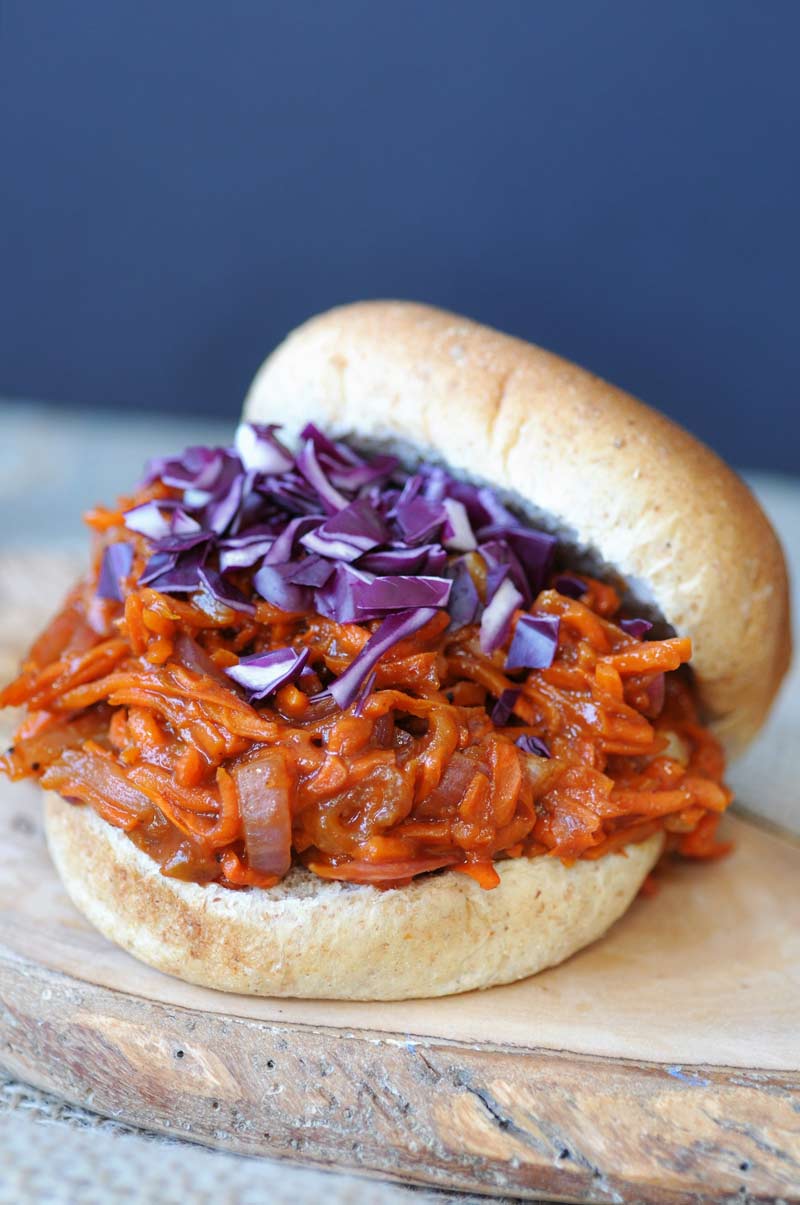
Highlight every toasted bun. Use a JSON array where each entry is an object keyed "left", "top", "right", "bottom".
[
  {"left": 245, "top": 301, "right": 791, "bottom": 754},
  {"left": 44, "top": 793, "right": 662, "bottom": 1000}
]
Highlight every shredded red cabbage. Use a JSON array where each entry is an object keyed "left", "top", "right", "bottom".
[
  {"left": 198, "top": 566, "right": 256, "bottom": 614},
  {"left": 219, "top": 534, "right": 276, "bottom": 572},
  {"left": 124, "top": 501, "right": 199, "bottom": 541},
  {"left": 314, "top": 564, "right": 374, "bottom": 623},
  {"left": 234, "top": 423, "right": 293, "bottom": 474},
  {"left": 515, "top": 733, "right": 551, "bottom": 759},
  {"left": 619, "top": 617, "right": 654, "bottom": 639},
  {"left": 553, "top": 574, "right": 586, "bottom": 599},
  {"left": 395, "top": 497, "right": 445, "bottom": 545},
  {"left": 140, "top": 548, "right": 208, "bottom": 593},
  {"left": 300, "top": 498, "right": 388, "bottom": 562},
  {"left": 96, "top": 542, "right": 134, "bottom": 601},
  {"left": 491, "top": 688, "right": 520, "bottom": 726},
  {"left": 204, "top": 469, "right": 247, "bottom": 535},
  {"left": 225, "top": 647, "right": 309, "bottom": 701},
  {"left": 122, "top": 421, "right": 596, "bottom": 709},
  {"left": 295, "top": 438, "right": 349, "bottom": 513},
  {"left": 480, "top": 577, "right": 523, "bottom": 654},
  {"left": 253, "top": 563, "right": 312, "bottom": 613},
  {"left": 137, "top": 551, "right": 178, "bottom": 587},
  {"left": 441, "top": 497, "right": 476, "bottom": 552},
  {"left": 349, "top": 574, "right": 452, "bottom": 618},
  {"left": 446, "top": 559, "right": 481, "bottom": 631},
  {"left": 480, "top": 538, "right": 530, "bottom": 604},
  {"left": 328, "top": 608, "right": 438, "bottom": 708},
  {"left": 152, "top": 529, "right": 212, "bottom": 555},
  {"left": 506, "top": 614, "right": 560, "bottom": 670},
  {"left": 263, "top": 515, "right": 321, "bottom": 565},
  {"left": 284, "top": 556, "right": 334, "bottom": 588},
  {"left": 359, "top": 544, "right": 445, "bottom": 575},
  {"left": 352, "top": 671, "right": 377, "bottom": 717}
]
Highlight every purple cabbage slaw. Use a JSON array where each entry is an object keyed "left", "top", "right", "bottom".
[{"left": 111, "top": 422, "right": 648, "bottom": 710}]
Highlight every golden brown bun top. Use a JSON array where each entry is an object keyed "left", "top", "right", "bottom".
[{"left": 244, "top": 301, "right": 791, "bottom": 753}]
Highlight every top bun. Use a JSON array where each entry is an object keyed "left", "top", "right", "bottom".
[{"left": 244, "top": 301, "right": 790, "bottom": 754}]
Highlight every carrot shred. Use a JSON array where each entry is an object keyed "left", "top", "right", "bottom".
[
  {"left": 0, "top": 486, "right": 732, "bottom": 891},
  {"left": 454, "top": 862, "right": 501, "bottom": 889}
]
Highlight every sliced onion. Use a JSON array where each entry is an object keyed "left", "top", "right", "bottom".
[
  {"left": 41, "top": 748, "right": 154, "bottom": 823},
  {"left": 310, "top": 855, "right": 457, "bottom": 884},
  {"left": 233, "top": 752, "right": 293, "bottom": 877},
  {"left": 417, "top": 752, "right": 484, "bottom": 815},
  {"left": 644, "top": 672, "right": 666, "bottom": 717},
  {"left": 11, "top": 712, "right": 110, "bottom": 775},
  {"left": 173, "top": 633, "right": 233, "bottom": 687}
]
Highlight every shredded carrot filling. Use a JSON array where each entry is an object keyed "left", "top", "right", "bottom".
[{"left": 0, "top": 491, "right": 733, "bottom": 890}]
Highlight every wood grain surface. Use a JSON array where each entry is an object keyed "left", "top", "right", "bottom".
[
  {"left": 1, "top": 551, "right": 799, "bottom": 1201},
  {"left": 2, "top": 945, "right": 799, "bottom": 1203}
]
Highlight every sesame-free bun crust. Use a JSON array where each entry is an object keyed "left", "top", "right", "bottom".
[
  {"left": 245, "top": 301, "right": 791, "bottom": 754},
  {"left": 45, "top": 793, "right": 662, "bottom": 1000}
]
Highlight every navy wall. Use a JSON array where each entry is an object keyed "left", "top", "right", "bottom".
[{"left": 0, "top": 2, "right": 797, "bottom": 471}]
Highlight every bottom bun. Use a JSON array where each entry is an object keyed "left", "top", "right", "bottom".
[{"left": 44, "top": 793, "right": 663, "bottom": 1000}]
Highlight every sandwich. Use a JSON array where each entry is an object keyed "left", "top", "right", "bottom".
[{"left": 0, "top": 302, "right": 790, "bottom": 999}]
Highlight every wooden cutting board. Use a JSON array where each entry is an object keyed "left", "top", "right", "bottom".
[{"left": 1, "top": 556, "right": 799, "bottom": 1202}]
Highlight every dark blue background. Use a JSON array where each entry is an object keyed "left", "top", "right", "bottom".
[{"left": 1, "top": 2, "right": 797, "bottom": 471}]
